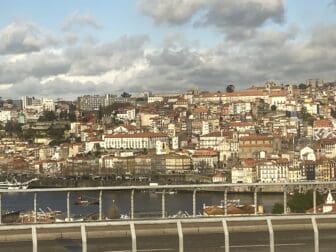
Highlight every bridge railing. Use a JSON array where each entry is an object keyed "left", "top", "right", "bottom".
[
  {"left": 0, "top": 214, "right": 333, "bottom": 252},
  {"left": 1, "top": 181, "right": 336, "bottom": 224}
]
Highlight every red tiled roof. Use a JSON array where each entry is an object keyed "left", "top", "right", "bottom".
[
  {"left": 313, "top": 119, "right": 333, "bottom": 128},
  {"left": 318, "top": 138, "right": 336, "bottom": 145},
  {"left": 193, "top": 149, "right": 218, "bottom": 156},
  {"left": 193, "top": 107, "right": 208, "bottom": 113},
  {"left": 270, "top": 90, "right": 287, "bottom": 97},
  {"left": 242, "top": 158, "right": 256, "bottom": 167}
]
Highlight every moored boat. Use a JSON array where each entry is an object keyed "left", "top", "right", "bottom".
[
  {"left": 203, "top": 199, "right": 264, "bottom": 216},
  {"left": 74, "top": 195, "right": 99, "bottom": 206},
  {"left": 0, "top": 178, "right": 38, "bottom": 190}
]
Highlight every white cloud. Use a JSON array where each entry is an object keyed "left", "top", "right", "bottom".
[
  {"left": 62, "top": 11, "right": 102, "bottom": 31},
  {"left": 138, "top": 0, "right": 285, "bottom": 39},
  {"left": 1, "top": 19, "right": 336, "bottom": 99},
  {"left": 0, "top": 22, "right": 57, "bottom": 54},
  {"left": 138, "top": 0, "right": 207, "bottom": 25}
]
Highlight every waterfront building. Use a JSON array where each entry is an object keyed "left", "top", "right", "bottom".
[{"left": 104, "top": 132, "right": 169, "bottom": 150}]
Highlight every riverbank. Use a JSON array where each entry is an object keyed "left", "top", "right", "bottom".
[{"left": 0, "top": 175, "right": 324, "bottom": 193}]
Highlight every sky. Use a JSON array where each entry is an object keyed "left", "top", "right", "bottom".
[{"left": 0, "top": 0, "right": 336, "bottom": 99}]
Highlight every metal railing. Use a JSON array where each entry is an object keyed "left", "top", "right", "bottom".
[
  {"left": 0, "top": 181, "right": 336, "bottom": 224},
  {"left": 0, "top": 214, "right": 334, "bottom": 252}
]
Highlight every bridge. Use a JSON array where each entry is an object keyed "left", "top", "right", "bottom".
[{"left": 1, "top": 182, "right": 336, "bottom": 251}]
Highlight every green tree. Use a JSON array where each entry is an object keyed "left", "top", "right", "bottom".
[
  {"left": 47, "top": 126, "right": 65, "bottom": 139},
  {"left": 271, "top": 203, "right": 284, "bottom": 214},
  {"left": 226, "top": 84, "right": 235, "bottom": 93},
  {"left": 39, "top": 111, "right": 57, "bottom": 121},
  {"left": 287, "top": 190, "right": 323, "bottom": 213},
  {"left": 299, "top": 83, "right": 307, "bottom": 90},
  {"left": 69, "top": 112, "right": 77, "bottom": 122},
  {"left": 271, "top": 105, "right": 277, "bottom": 111},
  {"left": 59, "top": 110, "right": 68, "bottom": 120},
  {"left": 301, "top": 107, "right": 315, "bottom": 126},
  {"left": 5, "top": 121, "right": 22, "bottom": 136},
  {"left": 331, "top": 108, "right": 336, "bottom": 119},
  {"left": 121, "top": 92, "right": 131, "bottom": 98},
  {"left": 22, "top": 128, "right": 35, "bottom": 141}
]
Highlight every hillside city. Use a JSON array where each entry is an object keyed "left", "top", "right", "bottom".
[{"left": 1, "top": 79, "right": 336, "bottom": 185}]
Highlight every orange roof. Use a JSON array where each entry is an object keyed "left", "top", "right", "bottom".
[
  {"left": 193, "top": 107, "right": 208, "bottom": 113},
  {"left": 240, "top": 135, "right": 273, "bottom": 141},
  {"left": 242, "top": 158, "right": 256, "bottom": 167},
  {"left": 313, "top": 119, "right": 333, "bottom": 128},
  {"left": 270, "top": 90, "right": 287, "bottom": 97},
  {"left": 318, "top": 138, "right": 336, "bottom": 145},
  {"left": 193, "top": 149, "right": 218, "bottom": 157}
]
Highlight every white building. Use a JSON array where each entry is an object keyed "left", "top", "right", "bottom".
[
  {"left": 116, "top": 108, "right": 136, "bottom": 121},
  {"left": 258, "top": 160, "right": 289, "bottom": 183},
  {"left": 148, "top": 96, "right": 164, "bottom": 103},
  {"left": 202, "top": 121, "right": 210, "bottom": 136},
  {"left": 21, "top": 96, "right": 33, "bottom": 109},
  {"left": 300, "top": 146, "right": 316, "bottom": 161},
  {"left": 231, "top": 162, "right": 256, "bottom": 184},
  {"left": 167, "top": 123, "right": 176, "bottom": 137},
  {"left": 42, "top": 98, "right": 55, "bottom": 111},
  {"left": 199, "top": 132, "right": 225, "bottom": 149},
  {"left": 104, "top": 132, "right": 169, "bottom": 150},
  {"left": 171, "top": 136, "right": 179, "bottom": 150},
  {"left": 0, "top": 110, "right": 12, "bottom": 122},
  {"left": 192, "top": 149, "right": 219, "bottom": 169},
  {"left": 269, "top": 94, "right": 287, "bottom": 110}
]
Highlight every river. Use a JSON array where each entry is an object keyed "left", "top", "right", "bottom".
[{"left": 2, "top": 190, "right": 285, "bottom": 218}]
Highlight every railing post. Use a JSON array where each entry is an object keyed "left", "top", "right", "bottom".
[
  {"left": 312, "top": 217, "right": 319, "bottom": 252},
  {"left": 222, "top": 219, "right": 229, "bottom": 252},
  {"left": 34, "top": 192, "right": 37, "bottom": 223},
  {"left": 224, "top": 188, "right": 228, "bottom": 216},
  {"left": 313, "top": 188, "right": 317, "bottom": 214},
  {"left": 177, "top": 220, "right": 184, "bottom": 252},
  {"left": 0, "top": 193, "right": 2, "bottom": 224},
  {"left": 32, "top": 226, "right": 37, "bottom": 252},
  {"left": 67, "top": 191, "right": 71, "bottom": 221},
  {"left": 192, "top": 189, "right": 197, "bottom": 217},
  {"left": 254, "top": 187, "right": 258, "bottom": 215},
  {"left": 81, "top": 224, "right": 87, "bottom": 252},
  {"left": 162, "top": 189, "right": 166, "bottom": 218},
  {"left": 99, "top": 190, "right": 103, "bottom": 221},
  {"left": 130, "top": 222, "right": 137, "bottom": 252},
  {"left": 131, "top": 189, "right": 134, "bottom": 219},
  {"left": 267, "top": 218, "right": 275, "bottom": 252},
  {"left": 283, "top": 187, "right": 287, "bottom": 214}
]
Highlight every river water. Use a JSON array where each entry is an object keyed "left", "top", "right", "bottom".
[{"left": 2, "top": 191, "right": 284, "bottom": 217}]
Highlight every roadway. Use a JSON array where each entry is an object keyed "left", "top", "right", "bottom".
[
  {"left": 0, "top": 219, "right": 336, "bottom": 252},
  {"left": 0, "top": 230, "right": 333, "bottom": 252}
]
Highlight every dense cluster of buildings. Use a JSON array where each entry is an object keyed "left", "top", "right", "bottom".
[{"left": 1, "top": 79, "right": 336, "bottom": 184}]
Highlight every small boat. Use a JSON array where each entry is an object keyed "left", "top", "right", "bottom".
[
  {"left": 56, "top": 215, "right": 84, "bottom": 222},
  {"left": 2, "top": 210, "right": 21, "bottom": 224},
  {"left": 155, "top": 190, "right": 178, "bottom": 195},
  {"left": 203, "top": 199, "right": 263, "bottom": 216},
  {"left": 0, "top": 178, "right": 38, "bottom": 190},
  {"left": 74, "top": 195, "right": 99, "bottom": 206},
  {"left": 19, "top": 207, "right": 62, "bottom": 224}
]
